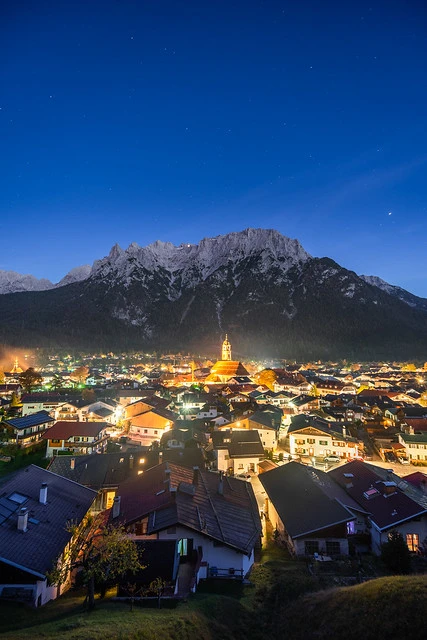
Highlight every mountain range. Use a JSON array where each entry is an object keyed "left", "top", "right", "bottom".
[{"left": 1, "top": 228, "right": 426, "bottom": 359}]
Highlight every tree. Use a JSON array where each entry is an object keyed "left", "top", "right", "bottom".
[
  {"left": 82, "top": 388, "right": 96, "bottom": 403},
  {"left": 10, "top": 392, "right": 22, "bottom": 408},
  {"left": 381, "top": 531, "right": 411, "bottom": 574},
  {"left": 18, "top": 367, "right": 43, "bottom": 393},
  {"left": 70, "top": 366, "right": 89, "bottom": 386},
  {"left": 48, "top": 516, "right": 143, "bottom": 610},
  {"left": 50, "top": 374, "right": 64, "bottom": 391},
  {"left": 254, "top": 369, "right": 277, "bottom": 391}
]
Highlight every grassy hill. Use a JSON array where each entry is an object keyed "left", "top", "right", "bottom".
[{"left": 0, "top": 558, "right": 426, "bottom": 640}]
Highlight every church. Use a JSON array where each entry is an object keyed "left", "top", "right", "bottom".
[{"left": 205, "top": 335, "right": 250, "bottom": 383}]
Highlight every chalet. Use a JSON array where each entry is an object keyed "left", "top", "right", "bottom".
[
  {"left": 21, "top": 393, "right": 66, "bottom": 418},
  {"left": 113, "top": 462, "right": 261, "bottom": 587},
  {"left": 260, "top": 463, "right": 359, "bottom": 556},
  {"left": 288, "top": 395, "right": 320, "bottom": 413},
  {"left": 3, "top": 411, "right": 54, "bottom": 447},
  {"left": 0, "top": 383, "right": 22, "bottom": 398},
  {"left": 128, "top": 407, "right": 177, "bottom": 446},
  {"left": 329, "top": 461, "right": 427, "bottom": 554},
  {"left": 0, "top": 465, "right": 96, "bottom": 606},
  {"left": 221, "top": 409, "right": 281, "bottom": 450},
  {"left": 42, "top": 420, "right": 110, "bottom": 457},
  {"left": 397, "top": 432, "right": 427, "bottom": 463},
  {"left": 210, "top": 429, "right": 264, "bottom": 474},
  {"left": 288, "top": 419, "right": 362, "bottom": 460}
]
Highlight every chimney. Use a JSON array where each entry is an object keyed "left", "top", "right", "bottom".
[
  {"left": 112, "top": 496, "right": 121, "bottom": 519},
  {"left": 218, "top": 471, "right": 224, "bottom": 495},
  {"left": 17, "top": 507, "right": 28, "bottom": 532},
  {"left": 193, "top": 466, "right": 199, "bottom": 486},
  {"left": 39, "top": 482, "right": 48, "bottom": 505},
  {"left": 70, "top": 458, "right": 75, "bottom": 470},
  {"left": 129, "top": 454, "right": 134, "bottom": 469}
]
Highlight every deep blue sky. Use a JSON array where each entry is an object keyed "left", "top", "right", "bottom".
[{"left": 1, "top": 0, "right": 427, "bottom": 294}]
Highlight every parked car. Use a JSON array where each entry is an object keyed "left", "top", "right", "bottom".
[
  {"left": 236, "top": 473, "right": 251, "bottom": 480},
  {"left": 324, "top": 455, "right": 341, "bottom": 463},
  {"left": 398, "top": 457, "right": 410, "bottom": 465}
]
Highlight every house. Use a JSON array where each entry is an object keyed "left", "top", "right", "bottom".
[
  {"left": 113, "top": 462, "right": 261, "bottom": 588},
  {"left": 21, "top": 394, "right": 66, "bottom": 418},
  {"left": 3, "top": 411, "right": 55, "bottom": 447},
  {"left": 397, "top": 432, "right": 427, "bottom": 463},
  {"left": 48, "top": 451, "right": 160, "bottom": 510},
  {"left": 288, "top": 418, "right": 363, "bottom": 460},
  {"left": 42, "top": 420, "right": 110, "bottom": 457},
  {"left": 210, "top": 429, "right": 264, "bottom": 474},
  {"left": 288, "top": 395, "right": 320, "bottom": 413},
  {"left": 0, "top": 465, "right": 96, "bottom": 606},
  {"left": 221, "top": 409, "right": 280, "bottom": 450},
  {"left": 128, "top": 408, "right": 176, "bottom": 446},
  {"left": 260, "top": 462, "right": 359, "bottom": 556},
  {"left": 329, "top": 461, "right": 427, "bottom": 554}
]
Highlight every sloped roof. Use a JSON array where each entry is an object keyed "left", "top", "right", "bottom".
[
  {"left": 42, "top": 421, "right": 109, "bottom": 440},
  {"left": 48, "top": 451, "right": 160, "bottom": 489},
  {"left": 116, "top": 463, "right": 261, "bottom": 554},
  {"left": 0, "top": 465, "right": 96, "bottom": 577},
  {"left": 259, "top": 462, "right": 356, "bottom": 539},
  {"left": 211, "top": 429, "right": 264, "bottom": 458},
  {"left": 4, "top": 411, "right": 54, "bottom": 430},
  {"left": 329, "top": 461, "right": 427, "bottom": 530}
]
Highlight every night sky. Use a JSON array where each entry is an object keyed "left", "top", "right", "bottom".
[{"left": 2, "top": 0, "right": 427, "bottom": 295}]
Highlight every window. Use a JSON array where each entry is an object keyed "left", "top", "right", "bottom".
[
  {"left": 326, "top": 541, "right": 340, "bottom": 555},
  {"left": 406, "top": 534, "right": 419, "bottom": 552},
  {"left": 144, "top": 429, "right": 148, "bottom": 434},
  {"left": 305, "top": 541, "right": 319, "bottom": 555},
  {"left": 154, "top": 430, "right": 158, "bottom": 435},
  {"left": 238, "top": 463, "right": 244, "bottom": 469},
  {"left": 307, "top": 438, "right": 315, "bottom": 444}
]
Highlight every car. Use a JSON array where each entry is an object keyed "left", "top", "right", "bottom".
[
  {"left": 236, "top": 473, "right": 251, "bottom": 480},
  {"left": 349, "top": 456, "right": 365, "bottom": 462},
  {"left": 398, "top": 457, "right": 410, "bottom": 465},
  {"left": 324, "top": 455, "right": 341, "bottom": 463}
]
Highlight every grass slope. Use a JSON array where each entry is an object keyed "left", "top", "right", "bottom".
[{"left": 282, "top": 575, "right": 427, "bottom": 640}]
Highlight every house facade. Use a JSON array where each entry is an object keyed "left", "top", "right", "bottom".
[{"left": 43, "top": 421, "right": 110, "bottom": 457}]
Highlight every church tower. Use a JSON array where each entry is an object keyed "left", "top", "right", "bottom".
[{"left": 221, "top": 334, "right": 232, "bottom": 361}]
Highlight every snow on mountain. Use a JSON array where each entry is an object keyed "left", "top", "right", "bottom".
[
  {"left": 56, "top": 265, "right": 92, "bottom": 288},
  {"left": 0, "top": 270, "right": 53, "bottom": 294},
  {"left": 91, "top": 228, "right": 311, "bottom": 292},
  {"left": 360, "top": 275, "right": 397, "bottom": 296}
]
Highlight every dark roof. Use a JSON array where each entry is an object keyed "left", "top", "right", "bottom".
[
  {"left": 4, "top": 411, "right": 54, "bottom": 430},
  {"left": 160, "top": 448, "right": 206, "bottom": 469},
  {"left": 259, "top": 462, "right": 356, "bottom": 539},
  {"left": 0, "top": 465, "right": 96, "bottom": 577},
  {"left": 42, "top": 421, "right": 109, "bottom": 440},
  {"left": 211, "top": 430, "right": 264, "bottom": 458},
  {"left": 48, "top": 451, "right": 160, "bottom": 489},
  {"left": 116, "top": 463, "right": 261, "bottom": 554},
  {"left": 329, "top": 461, "right": 427, "bottom": 531}
]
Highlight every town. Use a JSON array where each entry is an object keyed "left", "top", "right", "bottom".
[{"left": 1, "top": 335, "right": 426, "bottom": 616}]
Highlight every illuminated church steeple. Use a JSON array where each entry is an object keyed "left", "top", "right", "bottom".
[
  {"left": 11, "top": 357, "right": 23, "bottom": 374},
  {"left": 221, "top": 334, "right": 232, "bottom": 361}
]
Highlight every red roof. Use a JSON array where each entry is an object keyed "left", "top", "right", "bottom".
[
  {"left": 329, "top": 461, "right": 427, "bottom": 530},
  {"left": 43, "top": 421, "right": 108, "bottom": 440},
  {"left": 403, "top": 471, "right": 427, "bottom": 489},
  {"left": 404, "top": 419, "right": 427, "bottom": 432}
]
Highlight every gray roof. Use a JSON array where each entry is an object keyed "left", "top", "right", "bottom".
[
  {"left": 118, "top": 463, "right": 261, "bottom": 555},
  {"left": 4, "top": 411, "right": 54, "bottom": 430},
  {"left": 260, "top": 462, "right": 355, "bottom": 539},
  {"left": 0, "top": 465, "right": 96, "bottom": 577}
]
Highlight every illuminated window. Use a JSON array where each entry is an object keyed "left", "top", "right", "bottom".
[
  {"left": 406, "top": 533, "right": 419, "bottom": 552},
  {"left": 139, "top": 458, "right": 145, "bottom": 464}
]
